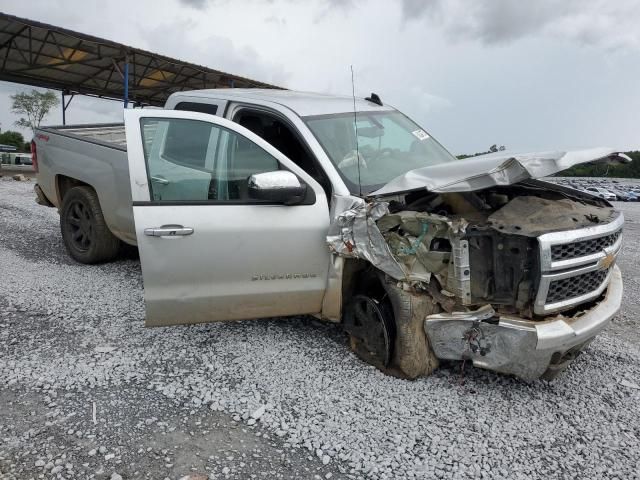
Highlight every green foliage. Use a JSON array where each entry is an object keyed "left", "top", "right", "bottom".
[
  {"left": 557, "top": 151, "right": 640, "bottom": 178},
  {"left": 10, "top": 89, "right": 59, "bottom": 134},
  {"left": 0, "top": 130, "right": 25, "bottom": 150},
  {"left": 457, "top": 146, "right": 640, "bottom": 178}
]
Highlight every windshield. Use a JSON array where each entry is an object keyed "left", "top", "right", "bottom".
[{"left": 304, "top": 111, "right": 458, "bottom": 194}]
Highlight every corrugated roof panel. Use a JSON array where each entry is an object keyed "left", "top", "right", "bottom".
[{"left": 0, "top": 12, "right": 281, "bottom": 106}]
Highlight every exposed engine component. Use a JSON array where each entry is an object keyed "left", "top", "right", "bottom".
[{"left": 328, "top": 181, "right": 619, "bottom": 320}]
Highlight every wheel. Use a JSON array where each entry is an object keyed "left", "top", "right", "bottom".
[
  {"left": 382, "top": 279, "right": 440, "bottom": 379},
  {"left": 60, "top": 186, "right": 120, "bottom": 264},
  {"left": 343, "top": 270, "right": 440, "bottom": 379},
  {"left": 343, "top": 294, "right": 395, "bottom": 369}
]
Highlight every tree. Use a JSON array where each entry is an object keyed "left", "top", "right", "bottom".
[
  {"left": 457, "top": 144, "right": 507, "bottom": 159},
  {"left": 10, "top": 89, "right": 59, "bottom": 134},
  {"left": 0, "top": 130, "right": 25, "bottom": 150}
]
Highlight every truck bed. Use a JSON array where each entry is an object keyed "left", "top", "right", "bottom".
[
  {"left": 56, "top": 124, "right": 127, "bottom": 148},
  {"left": 40, "top": 123, "right": 127, "bottom": 150},
  {"left": 34, "top": 122, "right": 136, "bottom": 245}
]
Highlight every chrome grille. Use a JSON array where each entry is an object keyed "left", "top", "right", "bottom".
[
  {"left": 551, "top": 230, "right": 622, "bottom": 261},
  {"left": 546, "top": 268, "right": 609, "bottom": 304},
  {"left": 535, "top": 213, "right": 623, "bottom": 315}
]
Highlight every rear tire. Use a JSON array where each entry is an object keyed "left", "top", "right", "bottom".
[{"left": 60, "top": 186, "right": 120, "bottom": 264}]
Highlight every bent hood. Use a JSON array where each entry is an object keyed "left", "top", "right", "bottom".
[{"left": 371, "top": 147, "right": 631, "bottom": 197}]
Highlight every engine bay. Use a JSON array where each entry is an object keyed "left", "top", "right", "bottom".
[{"left": 329, "top": 180, "right": 618, "bottom": 320}]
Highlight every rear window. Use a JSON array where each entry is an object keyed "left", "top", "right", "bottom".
[
  {"left": 174, "top": 102, "right": 218, "bottom": 115},
  {"left": 163, "top": 120, "right": 213, "bottom": 169}
]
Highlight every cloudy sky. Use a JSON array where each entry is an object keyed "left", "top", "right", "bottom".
[{"left": 0, "top": 0, "right": 639, "bottom": 154}]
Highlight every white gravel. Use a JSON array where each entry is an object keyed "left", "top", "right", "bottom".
[{"left": 1, "top": 179, "right": 640, "bottom": 479}]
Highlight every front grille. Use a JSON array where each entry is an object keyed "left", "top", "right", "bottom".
[
  {"left": 551, "top": 230, "right": 621, "bottom": 261},
  {"left": 546, "top": 268, "right": 609, "bottom": 304},
  {"left": 536, "top": 214, "right": 622, "bottom": 314}
]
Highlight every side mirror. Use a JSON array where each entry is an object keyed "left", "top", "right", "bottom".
[{"left": 248, "top": 171, "right": 307, "bottom": 205}]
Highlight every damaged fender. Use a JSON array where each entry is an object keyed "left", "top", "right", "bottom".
[{"left": 326, "top": 202, "right": 467, "bottom": 287}]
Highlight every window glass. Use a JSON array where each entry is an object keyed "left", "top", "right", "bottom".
[
  {"left": 305, "top": 111, "right": 458, "bottom": 194},
  {"left": 175, "top": 102, "right": 218, "bottom": 115},
  {"left": 140, "top": 118, "right": 280, "bottom": 202}
]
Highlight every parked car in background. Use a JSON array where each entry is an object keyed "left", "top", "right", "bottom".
[
  {"left": 611, "top": 189, "right": 636, "bottom": 202},
  {"left": 0, "top": 152, "right": 34, "bottom": 172},
  {"left": 584, "top": 186, "right": 617, "bottom": 201}
]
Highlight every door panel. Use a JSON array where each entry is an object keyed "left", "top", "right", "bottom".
[
  {"left": 133, "top": 204, "right": 328, "bottom": 325},
  {"left": 124, "top": 109, "right": 330, "bottom": 327}
]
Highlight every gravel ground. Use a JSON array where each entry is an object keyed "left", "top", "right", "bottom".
[{"left": 1, "top": 178, "right": 640, "bottom": 480}]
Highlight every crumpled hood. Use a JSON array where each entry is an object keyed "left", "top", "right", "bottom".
[{"left": 371, "top": 147, "right": 631, "bottom": 197}]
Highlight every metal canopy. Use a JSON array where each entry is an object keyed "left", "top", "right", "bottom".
[{"left": 0, "top": 12, "right": 281, "bottom": 108}]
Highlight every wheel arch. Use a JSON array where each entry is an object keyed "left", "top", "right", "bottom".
[
  {"left": 341, "top": 259, "right": 440, "bottom": 378},
  {"left": 56, "top": 174, "right": 93, "bottom": 205}
]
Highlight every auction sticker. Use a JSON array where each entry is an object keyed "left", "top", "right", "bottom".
[{"left": 412, "top": 129, "right": 430, "bottom": 141}]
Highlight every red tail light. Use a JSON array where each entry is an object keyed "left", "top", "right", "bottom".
[{"left": 31, "top": 140, "right": 38, "bottom": 173}]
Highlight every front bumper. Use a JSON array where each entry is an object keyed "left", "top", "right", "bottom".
[{"left": 424, "top": 265, "right": 622, "bottom": 380}]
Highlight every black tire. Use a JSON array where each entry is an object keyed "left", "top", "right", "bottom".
[
  {"left": 60, "top": 186, "right": 120, "bottom": 264},
  {"left": 344, "top": 269, "right": 439, "bottom": 379},
  {"left": 382, "top": 278, "right": 440, "bottom": 379}
]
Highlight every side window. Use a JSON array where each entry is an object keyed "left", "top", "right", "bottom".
[
  {"left": 140, "top": 118, "right": 281, "bottom": 203},
  {"left": 175, "top": 101, "right": 219, "bottom": 115},
  {"left": 163, "top": 119, "right": 214, "bottom": 169},
  {"left": 222, "top": 132, "right": 280, "bottom": 200}
]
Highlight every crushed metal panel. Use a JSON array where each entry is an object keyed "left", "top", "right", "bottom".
[
  {"left": 371, "top": 148, "right": 629, "bottom": 197},
  {"left": 326, "top": 201, "right": 407, "bottom": 280},
  {"left": 327, "top": 201, "right": 470, "bottom": 286},
  {"left": 424, "top": 306, "right": 553, "bottom": 380}
]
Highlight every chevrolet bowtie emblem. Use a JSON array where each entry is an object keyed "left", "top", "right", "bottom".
[{"left": 599, "top": 251, "right": 616, "bottom": 270}]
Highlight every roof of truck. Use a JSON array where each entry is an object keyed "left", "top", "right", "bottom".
[{"left": 171, "top": 89, "right": 395, "bottom": 117}]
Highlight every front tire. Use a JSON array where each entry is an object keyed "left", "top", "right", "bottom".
[
  {"left": 344, "top": 270, "right": 439, "bottom": 379},
  {"left": 60, "top": 186, "right": 120, "bottom": 264}
]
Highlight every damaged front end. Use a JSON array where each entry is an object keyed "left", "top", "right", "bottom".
[{"left": 328, "top": 174, "right": 623, "bottom": 380}]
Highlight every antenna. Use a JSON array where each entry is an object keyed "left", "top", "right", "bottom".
[{"left": 350, "top": 65, "right": 362, "bottom": 197}]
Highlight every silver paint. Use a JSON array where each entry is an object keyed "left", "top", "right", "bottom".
[
  {"left": 424, "top": 266, "right": 622, "bottom": 379},
  {"left": 371, "top": 148, "right": 632, "bottom": 197}
]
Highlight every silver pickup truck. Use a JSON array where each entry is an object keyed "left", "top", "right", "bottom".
[{"left": 33, "top": 88, "right": 625, "bottom": 380}]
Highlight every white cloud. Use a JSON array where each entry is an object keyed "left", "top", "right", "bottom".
[
  {"left": 0, "top": 0, "right": 638, "bottom": 153},
  {"left": 139, "top": 19, "right": 291, "bottom": 86},
  {"left": 400, "top": 0, "right": 640, "bottom": 53}
]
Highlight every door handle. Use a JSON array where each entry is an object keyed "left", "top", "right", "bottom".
[
  {"left": 144, "top": 225, "right": 194, "bottom": 237},
  {"left": 151, "top": 176, "right": 170, "bottom": 185}
]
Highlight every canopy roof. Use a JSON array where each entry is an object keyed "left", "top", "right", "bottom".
[{"left": 0, "top": 12, "right": 281, "bottom": 107}]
